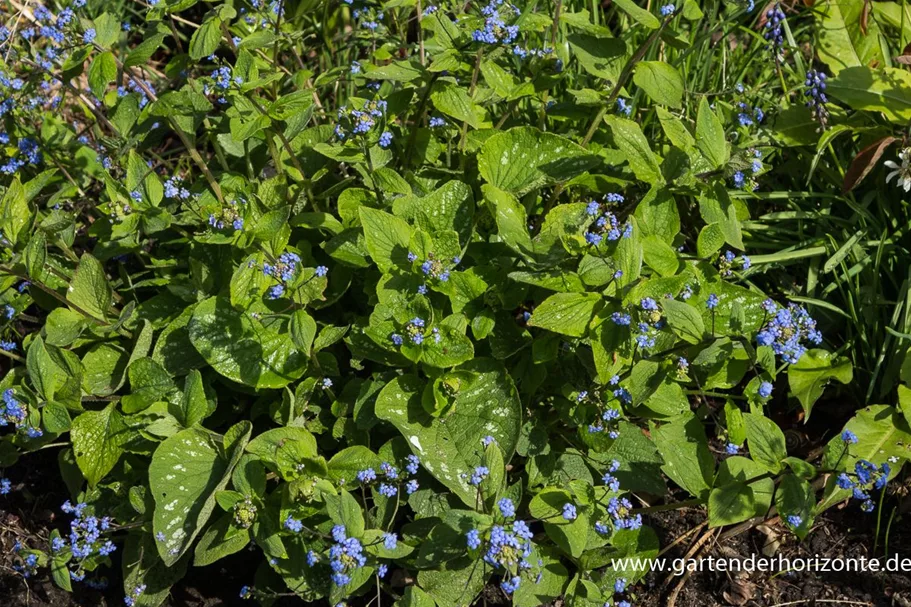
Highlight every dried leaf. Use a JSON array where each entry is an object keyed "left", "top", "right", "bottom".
[{"left": 842, "top": 136, "right": 898, "bottom": 193}]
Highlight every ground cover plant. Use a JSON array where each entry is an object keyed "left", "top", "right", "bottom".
[{"left": 0, "top": 0, "right": 909, "bottom": 605}]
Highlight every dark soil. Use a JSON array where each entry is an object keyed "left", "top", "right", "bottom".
[{"left": 637, "top": 496, "right": 911, "bottom": 607}]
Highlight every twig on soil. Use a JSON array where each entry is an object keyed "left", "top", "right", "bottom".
[
  {"left": 768, "top": 601, "right": 873, "bottom": 607},
  {"left": 663, "top": 527, "right": 719, "bottom": 607}
]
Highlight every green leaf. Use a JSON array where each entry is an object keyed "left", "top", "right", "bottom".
[
  {"left": 606, "top": 116, "right": 662, "bottom": 182},
  {"left": 788, "top": 349, "right": 853, "bottom": 419},
  {"left": 194, "top": 514, "right": 251, "bottom": 566},
  {"left": 324, "top": 489, "right": 366, "bottom": 538},
  {"left": 652, "top": 414, "right": 713, "bottom": 499},
  {"left": 641, "top": 235, "right": 679, "bottom": 277},
  {"left": 612, "top": 0, "right": 660, "bottom": 28},
  {"left": 190, "top": 17, "right": 223, "bottom": 60},
  {"left": 188, "top": 297, "right": 308, "bottom": 389},
  {"left": 662, "top": 299, "right": 705, "bottom": 344},
  {"left": 431, "top": 81, "right": 489, "bottom": 129},
  {"left": 0, "top": 178, "right": 29, "bottom": 247},
  {"left": 528, "top": 292, "right": 601, "bottom": 338},
  {"left": 27, "top": 336, "right": 61, "bottom": 401},
  {"left": 819, "top": 405, "right": 911, "bottom": 511},
  {"left": 828, "top": 66, "right": 911, "bottom": 124},
  {"left": 121, "top": 358, "right": 175, "bottom": 414},
  {"left": 707, "top": 482, "right": 755, "bottom": 528},
  {"left": 418, "top": 554, "right": 487, "bottom": 607},
  {"left": 696, "top": 223, "right": 725, "bottom": 258},
  {"left": 817, "top": 0, "right": 886, "bottom": 75},
  {"left": 150, "top": 423, "right": 252, "bottom": 566},
  {"left": 695, "top": 97, "right": 727, "bottom": 169},
  {"left": 715, "top": 456, "right": 773, "bottom": 520},
  {"left": 92, "top": 12, "right": 121, "bottom": 48},
  {"left": 744, "top": 413, "right": 787, "bottom": 473},
  {"left": 776, "top": 474, "right": 815, "bottom": 539},
  {"left": 290, "top": 310, "right": 317, "bottom": 354},
  {"left": 176, "top": 370, "right": 211, "bottom": 428},
  {"left": 634, "top": 186, "right": 680, "bottom": 244},
  {"left": 122, "top": 530, "right": 189, "bottom": 607},
  {"left": 359, "top": 207, "right": 413, "bottom": 272},
  {"left": 478, "top": 127, "right": 598, "bottom": 196},
  {"left": 633, "top": 61, "right": 684, "bottom": 108},
  {"left": 898, "top": 384, "right": 911, "bottom": 429},
  {"left": 513, "top": 547, "right": 569, "bottom": 607},
  {"left": 568, "top": 34, "right": 627, "bottom": 82},
  {"left": 71, "top": 403, "right": 132, "bottom": 487},
  {"left": 375, "top": 359, "right": 522, "bottom": 507},
  {"left": 68, "top": 253, "right": 112, "bottom": 321},
  {"left": 88, "top": 51, "right": 117, "bottom": 99}
]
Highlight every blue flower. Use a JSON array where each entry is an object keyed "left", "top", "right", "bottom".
[
  {"left": 284, "top": 516, "right": 303, "bottom": 532},
  {"left": 83, "top": 28, "right": 96, "bottom": 44},
  {"left": 0, "top": 478, "right": 10, "bottom": 494},
  {"left": 614, "top": 578, "right": 628, "bottom": 593},
  {"left": 758, "top": 381, "right": 773, "bottom": 399},
  {"left": 660, "top": 4, "right": 675, "bottom": 16},
  {"left": 357, "top": 468, "right": 376, "bottom": 483},
  {"left": 755, "top": 303, "right": 822, "bottom": 363},
  {"left": 315, "top": 265, "right": 329, "bottom": 277},
  {"left": 469, "top": 466, "right": 489, "bottom": 486},
  {"left": 725, "top": 443, "right": 740, "bottom": 455},
  {"left": 786, "top": 514, "right": 802, "bottom": 527},
  {"left": 804, "top": 69, "right": 829, "bottom": 126},
  {"left": 429, "top": 116, "right": 445, "bottom": 127},
  {"left": 379, "top": 131, "right": 393, "bottom": 148},
  {"left": 501, "top": 576, "right": 521, "bottom": 594},
  {"left": 706, "top": 293, "right": 719, "bottom": 310},
  {"left": 498, "top": 498, "right": 516, "bottom": 518},
  {"left": 841, "top": 430, "right": 858, "bottom": 444},
  {"left": 383, "top": 532, "right": 397, "bottom": 550},
  {"left": 466, "top": 529, "right": 481, "bottom": 549},
  {"left": 562, "top": 503, "right": 577, "bottom": 521}
]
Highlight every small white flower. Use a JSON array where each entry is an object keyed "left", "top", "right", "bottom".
[{"left": 885, "top": 147, "right": 911, "bottom": 192}]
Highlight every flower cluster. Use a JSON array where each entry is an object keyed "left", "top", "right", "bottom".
[
  {"left": 328, "top": 525, "right": 367, "bottom": 586},
  {"left": 58, "top": 501, "right": 116, "bottom": 581},
  {"left": 233, "top": 496, "right": 258, "bottom": 529},
  {"left": 356, "top": 455, "right": 420, "bottom": 496},
  {"left": 472, "top": 0, "right": 520, "bottom": 46},
  {"left": 756, "top": 300, "right": 822, "bottom": 363},
  {"left": 764, "top": 4, "right": 786, "bottom": 55},
  {"left": 408, "top": 251, "right": 460, "bottom": 293},
  {"left": 718, "top": 250, "right": 751, "bottom": 276},
  {"left": 595, "top": 461, "right": 642, "bottom": 533},
  {"left": 164, "top": 175, "right": 192, "bottom": 200},
  {"left": 580, "top": 386, "right": 623, "bottom": 438},
  {"left": 634, "top": 297, "right": 664, "bottom": 350},
  {"left": 610, "top": 577, "right": 633, "bottom": 607},
  {"left": 804, "top": 69, "right": 829, "bottom": 128},
  {"left": 123, "top": 584, "right": 147, "bottom": 607},
  {"left": 466, "top": 515, "right": 533, "bottom": 594},
  {"left": 11, "top": 541, "right": 39, "bottom": 578},
  {"left": 0, "top": 389, "right": 42, "bottom": 437},
  {"left": 334, "top": 99, "right": 388, "bottom": 141},
  {"left": 732, "top": 149, "right": 764, "bottom": 190},
  {"left": 262, "top": 252, "right": 301, "bottom": 299},
  {"left": 836, "top": 455, "right": 890, "bottom": 513},
  {"left": 585, "top": 194, "right": 632, "bottom": 246},
  {"left": 207, "top": 197, "right": 246, "bottom": 232},
  {"left": 391, "top": 317, "right": 440, "bottom": 346}
]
